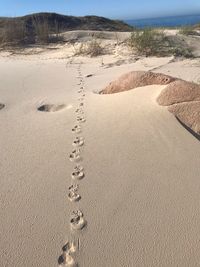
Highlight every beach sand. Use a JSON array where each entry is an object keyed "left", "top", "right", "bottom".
[{"left": 1, "top": 41, "right": 200, "bottom": 266}]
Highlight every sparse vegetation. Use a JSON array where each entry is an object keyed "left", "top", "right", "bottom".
[
  {"left": 128, "top": 28, "right": 194, "bottom": 58},
  {"left": 179, "top": 26, "right": 197, "bottom": 36},
  {"left": 0, "top": 15, "right": 64, "bottom": 47},
  {"left": 0, "top": 20, "right": 26, "bottom": 46},
  {"left": 0, "top": 12, "right": 133, "bottom": 48},
  {"left": 129, "top": 28, "right": 170, "bottom": 56},
  {"left": 74, "top": 39, "right": 104, "bottom": 57}
]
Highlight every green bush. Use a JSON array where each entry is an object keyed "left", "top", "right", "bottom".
[
  {"left": 172, "top": 47, "right": 194, "bottom": 58},
  {"left": 129, "top": 28, "right": 169, "bottom": 56},
  {"left": 128, "top": 28, "right": 194, "bottom": 58}
]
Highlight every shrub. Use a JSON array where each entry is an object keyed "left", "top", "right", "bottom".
[
  {"left": 129, "top": 28, "right": 169, "bottom": 56},
  {"left": 179, "top": 26, "right": 197, "bottom": 36},
  {"left": 85, "top": 39, "right": 104, "bottom": 57},
  {"left": 33, "top": 17, "right": 50, "bottom": 44},
  {"left": 172, "top": 47, "right": 194, "bottom": 58},
  {"left": 0, "top": 20, "right": 26, "bottom": 46},
  {"left": 74, "top": 39, "right": 104, "bottom": 57},
  {"left": 129, "top": 28, "right": 194, "bottom": 58}
]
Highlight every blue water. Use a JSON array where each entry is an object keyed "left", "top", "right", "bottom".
[{"left": 125, "top": 15, "right": 200, "bottom": 28}]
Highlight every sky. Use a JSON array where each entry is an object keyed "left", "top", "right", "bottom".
[{"left": 0, "top": 0, "right": 200, "bottom": 20}]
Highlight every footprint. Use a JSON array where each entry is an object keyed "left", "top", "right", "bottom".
[
  {"left": 86, "top": 74, "right": 93, "bottom": 78},
  {"left": 74, "top": 165, "right": 84, "bottom": 172},
  {"left": 71, "top": 165, "right": 84, "bottom": 180},
  {"left": 68, "top": 184, "right": 81, "bottom": 202},
  {"left": 0, "top": 103, "right": 5, "bottom": 110},
  {"left": 58, "top": 253, "right": 77, "bottom": 267},
  {"left": 62, "top": 241, "right": 76, "bottom": 254},
  {"left": 75, "top": 108, "right": 84, "bottom": 113},
  {"left": 72, "top": 125, "right": 81, "bottom": 134},
  {"left": 77, "top": 117, "right": 86, "bottom": 123},
  {"left": 69, "top": 149, "right": 81, "bottom": 162},
  {"left": 37, "top": 104, "right": 66, "bottom": 112},
  {"left": 79, "top": 103, "right": 84, "bottom": 107},
  {"left": 70, "top": 210, "right": 86, "bottom": 231},
  {"left": 72, "top": 137, "right": 84, "bottom": 147}
]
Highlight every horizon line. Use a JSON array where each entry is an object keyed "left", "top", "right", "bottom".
[{"left": 0, "top": 11, "right": 200, "bottom": 21}]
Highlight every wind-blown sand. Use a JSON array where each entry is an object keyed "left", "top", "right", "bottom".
[{"left": 1, "top": 38, "right": 200, "bottom": 267}]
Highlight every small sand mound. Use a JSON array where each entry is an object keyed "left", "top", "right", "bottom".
[
  {"left": 37, "top": 104, "right": 66, "bottom": 112},
  {"left": 168, "top": 101, "right": 200, "bottom": 134},
  {"left": 0, "top": 103, "right": 5, "bottom": 110},
  {"left": 101, "top": 71, "right": 176, "bottom": 94},
  {"left": 157, "top": 80, "right": 200, "bottom": 106}
]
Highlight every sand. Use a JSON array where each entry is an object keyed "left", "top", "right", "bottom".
[
  {"left": 101, "top": 71, "right": 176, "bottom": 94},
  {"left": 1, "top": 34, "right": 200, "bottom": 267}
]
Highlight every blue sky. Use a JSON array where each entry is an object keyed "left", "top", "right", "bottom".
[{"left": 0, "top": 0, "right": 200, "bottom": 19}]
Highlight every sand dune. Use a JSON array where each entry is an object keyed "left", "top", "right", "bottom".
[
  {"left": 168, "top": 101, "right": 200, "bottom": 134},
  {"left": 1, "top": 44, "right": 200, "bottom": 267},
  {"left": 101, "top": 71, "right": 175, "bottom": 94},
  {"left": 101, "top": 69, "right": 200, "bottom": 136},
  {"left": 157, "top": 79, "right": 200, "bottom": 106}
]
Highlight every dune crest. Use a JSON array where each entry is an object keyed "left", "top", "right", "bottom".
[
  {"left": 101, "top": 71, "right": 176, "bottom": 94},
  {"left": 157, "top": 79, "right": 200, "bottom": 106},
  {"left": 101, "top": 70, "right": 200, "bottom": 136}
]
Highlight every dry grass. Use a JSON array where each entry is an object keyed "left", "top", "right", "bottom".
[
  {"left": 128, "top": 28, "right": 194, "bottom": 58},
  {"left": 0, "top": 16, "right": 63, "bottom": 47},
  {"left": 74, "top": 39, "right": 104, "bottom": 57}
]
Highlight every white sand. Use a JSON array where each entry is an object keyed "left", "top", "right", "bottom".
[{"left": 1, "top": 44, "right": 200, "bottom": 267}]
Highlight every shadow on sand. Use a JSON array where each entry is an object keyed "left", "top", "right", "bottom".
[{"left": 176, "top": 117, "right": 200, "bottom": 141}]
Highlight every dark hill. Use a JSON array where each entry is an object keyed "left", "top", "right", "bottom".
[{"left": 0, "top": 12, "right": 133, "bottom": 32}]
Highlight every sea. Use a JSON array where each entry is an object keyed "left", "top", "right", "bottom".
[{"left": 125, "top": 14, "right": 200, "bottom": 28}]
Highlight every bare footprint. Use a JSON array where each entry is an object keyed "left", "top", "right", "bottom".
[
  {"left": 69, "top": 149, "right": 81, "bottom": 162},
  {"left": 0, "top": 103, "right": 5, "bottom": 110},
  {"left": 70, "top": 210, "right": 86, "bottom": 231},
  {"left": 68, "top": 184, "right": 81, "bottom": 202},
  {"left": 72, "top": 125, "right": 81, "bottom": 134}
]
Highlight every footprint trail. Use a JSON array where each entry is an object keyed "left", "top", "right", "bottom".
[{"left": 58, "top": 62, "right": 87, "bottom": 266}]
